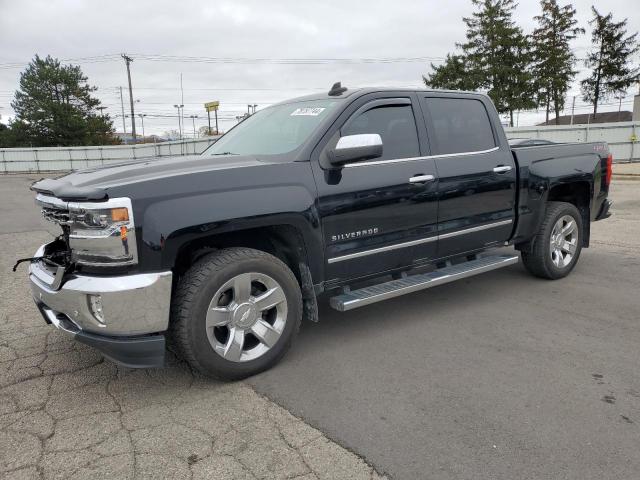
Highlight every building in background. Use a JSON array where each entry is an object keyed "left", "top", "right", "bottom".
[{"left": 538, "top": 111, "right": 633, "bottom": 126}]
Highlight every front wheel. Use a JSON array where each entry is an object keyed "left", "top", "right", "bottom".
[
  {"left": 521, "top": 201, "right": 583, "bottom": 280},
  {"left": 171, "top": 248, "right": 302, "bottom": 380}
]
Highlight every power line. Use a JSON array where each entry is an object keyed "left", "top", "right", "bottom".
[
  {"left": 0, "top": 53, "right": 445, "bottom": 70},
  {"left": 0, "top": 54, "right": 122, "bottom": 69},
  {"left": 129, "top": 54, "right": 446, "bottom": 64}
]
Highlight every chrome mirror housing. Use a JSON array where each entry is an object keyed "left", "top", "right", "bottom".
[{"left": 329, "top": 134, "right": 383, "bottom": 166}]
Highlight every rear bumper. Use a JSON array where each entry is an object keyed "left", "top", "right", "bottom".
[{"left": 595, "top": 199, "right": 613, "bottom": 221}]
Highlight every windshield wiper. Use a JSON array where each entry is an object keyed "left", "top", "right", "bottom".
[{"left": 210, "top": 152, "right": 239, "bottom": 156}]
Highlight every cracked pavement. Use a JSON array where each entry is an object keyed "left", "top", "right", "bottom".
[
  {"left": 0, "top": 176, "right": 386, "bottom": 480},
  {"left": 3, "top": 175, "right": 639, "bottom": 479}
]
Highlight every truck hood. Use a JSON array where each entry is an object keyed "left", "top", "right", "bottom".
[{"left": 31, "top": 154, "right": 264, "bottom": 201}]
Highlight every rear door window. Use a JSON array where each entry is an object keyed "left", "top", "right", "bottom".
[{"left": 424, "top": 98, "right": 496, "bottom": 155}]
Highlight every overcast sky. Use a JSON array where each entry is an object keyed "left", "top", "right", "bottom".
[{"left": 1, "top": 0, "right": 638, "bottom": 135}]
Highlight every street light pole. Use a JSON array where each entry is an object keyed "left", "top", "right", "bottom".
[
  {"left": 138, "top": 114, "right": 147, "bottom": 140},
  {"left": 189, "top": 115, "right": 198, "bottom": 138},
  {"left": 180, "top": 74, "right": 184, "bottom": 141},
  {"left": 173, "top": 105, "right": 184, "bottom": 139},
  {"left": 119, "top": 87, "right": 127, "bottom": 142}
]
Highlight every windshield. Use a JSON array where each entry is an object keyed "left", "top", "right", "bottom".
[{"left": 203, "top": 100, "right": 338, "bottom": 156}]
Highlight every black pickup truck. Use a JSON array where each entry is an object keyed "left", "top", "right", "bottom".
[{"left": 25, "top": 83, "right": 612, "bottom": 379}]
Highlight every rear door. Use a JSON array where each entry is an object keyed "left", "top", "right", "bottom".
[
  {"left": 420, "top": 94, "right": 516, "bottom": 258},
  {"left": 311, "top": 93, "right": 439, "bottom": 283}
]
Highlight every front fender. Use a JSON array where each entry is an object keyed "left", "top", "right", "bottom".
[{"left": 136, "top": 180, "right": 323, "bottom": 279}]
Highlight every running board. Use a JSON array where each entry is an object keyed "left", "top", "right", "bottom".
[{"left": 329, "top": 254, "right": 519, "bottom": 312}]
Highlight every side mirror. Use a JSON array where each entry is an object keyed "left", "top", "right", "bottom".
[{"left": 328, "top": 134, "right": 383, "bottom": 166}]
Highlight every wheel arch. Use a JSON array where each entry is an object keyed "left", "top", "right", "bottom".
[
  {"left": 170, "top": 223, "right": 320, "bottom": 322},
  {"left": 515, "top": 180, "right": 592, "bottom": 253},
  {"left": 546, "top": 181, "right": 591, "bottom": 247}
]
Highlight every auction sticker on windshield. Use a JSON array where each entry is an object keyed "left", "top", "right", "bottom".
[{"left": 290, "top": 107, "right": 326, "bottom": 116}]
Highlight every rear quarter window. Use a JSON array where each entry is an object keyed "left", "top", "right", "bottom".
[{"left": 425, "top": 98, "right": 496, "bottom": 155}]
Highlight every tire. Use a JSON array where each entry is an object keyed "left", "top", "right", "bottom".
[
  {"left": 521, "top": 201, "right": 583, "bottom": 280},
  {"left": 171, "top": 247, "right": 302, "bottom": 380}
]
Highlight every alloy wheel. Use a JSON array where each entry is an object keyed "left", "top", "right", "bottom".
[
  {"left": 205, "top": 272, "right": 288, "bottom": 362},
  {"left": 549, "top": 215, "right": 578, "bottom": 268}
]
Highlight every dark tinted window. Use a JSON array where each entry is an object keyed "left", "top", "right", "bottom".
[
  {"left": 343, "top": 104, "right": 420, "bottom": 160},
  {"left": 425, "top": 98, "right": 495, "bottom": 155}
]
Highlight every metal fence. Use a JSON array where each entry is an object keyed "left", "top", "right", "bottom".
[
  {"left": 505, "top": 121, "right": 639, "bottom": 162},
  {"left": 0, "top": 137, "right": 219, "bottom": 173},
  {"left": 2, "top": 121, "right": 638, "bottom": 173}
]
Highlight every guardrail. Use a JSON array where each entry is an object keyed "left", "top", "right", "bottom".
[
  {"left": 505, "top": 121, "right": 639, "bottom": 162},
  {"left": 0, "top": 137, "right": 219, "bottom": 173}
]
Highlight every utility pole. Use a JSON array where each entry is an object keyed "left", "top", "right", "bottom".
[
  {"left": 119, "top": 87, "right": 127, "bottom": 142},
  {"left": 618, "top": 95, "right": 623, "bottom": 121},
  {"left": 97, "top": 106, "right": 107, "bottom": 118},
  {"left": 570, "top": 96, "right": 576, "bottom": 125},
  {"left": 121, "top": 54, "right": 137, "bottom": 143}
]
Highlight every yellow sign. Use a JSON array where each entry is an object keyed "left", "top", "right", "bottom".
[
  {"left": 204, "top": 101, "right": 220, "bottom": 112},
  {"left": 631, "top": 133, "right": 638, "bottom": 142}
]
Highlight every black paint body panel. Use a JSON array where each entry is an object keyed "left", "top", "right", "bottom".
[{"left": 30, "top": 88, "right": 610, "bottom": 291}]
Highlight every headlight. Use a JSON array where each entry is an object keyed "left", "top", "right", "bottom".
[
  {"left": 73, "top": 207, "right": 129, "bottom": 229},
  {"left": 67, "top": 198, "right": 138, "bottom": 266}
]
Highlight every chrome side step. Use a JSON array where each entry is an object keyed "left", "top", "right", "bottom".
[{"left": 329, "top": 254, "right": 519, "bottom": 312}]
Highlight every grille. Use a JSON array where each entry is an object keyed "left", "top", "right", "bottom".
[{"left": 42, "top": 205, "right": 72, "bottom": 225}]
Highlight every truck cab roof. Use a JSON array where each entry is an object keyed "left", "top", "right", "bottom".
[{"left": 272, "top": 85, "right": 487, "bottom": 106}]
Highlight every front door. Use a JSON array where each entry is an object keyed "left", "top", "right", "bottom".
[
  {"left": 420, "top": 94, "right": 517, "bottom": 259},
  {"left": 311, "top": 94, "right": 439, "bottom": 284}
]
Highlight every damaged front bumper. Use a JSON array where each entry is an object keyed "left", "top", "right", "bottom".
[{"left": 29, "top": 243, "right": 172, "bottom": 368}]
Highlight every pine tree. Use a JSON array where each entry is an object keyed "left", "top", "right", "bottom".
[
  {"left": 458, "top": 0, "right": 536, "bottom": 126},
  {"left": 9, "top": 55, "right": 118, "bottom": 147},
  {"left": 531, "top": 0, "right": 584, "bottom": 124},
  {"left": 581, "top": 8, "right": 639, "bottom": 115},
  {"left": 423, "top": 54, "right": 481, "bottom": 91}
]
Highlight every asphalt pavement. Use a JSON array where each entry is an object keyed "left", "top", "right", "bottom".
[
  {"left": 0, "top": 175, "right": 384, "bottom": 480},
  {"left": 249, "top": 179, "right": 640, "bottom": 479},
  {"left": 1, "top": 174, "right": 639, "bottom": 479}
]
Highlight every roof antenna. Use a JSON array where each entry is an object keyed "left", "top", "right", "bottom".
[{"left": 328, "top": 82, "right": 347, "bottom": 96}]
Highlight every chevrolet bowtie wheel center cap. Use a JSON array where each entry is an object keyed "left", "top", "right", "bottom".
[{"left": 232, "top": 302, "right": 258, "bottom": 329}]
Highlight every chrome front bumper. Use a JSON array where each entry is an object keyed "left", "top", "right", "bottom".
[
  {"left": 29, "top": 243, "right": 172, "bottom": 368},
  {"left": 29, "top": 244, "right": 172, "bottom": 337}
]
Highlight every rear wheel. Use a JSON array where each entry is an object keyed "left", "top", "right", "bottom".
[
  {"left": 521, "top": 201, "right": 583, "bottom": 280},
  {"left": 171, "top": 248, "right": 302, "bottom": 380}
]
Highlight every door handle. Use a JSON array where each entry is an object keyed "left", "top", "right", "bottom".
[
  {"left": 493, "top": 165, "right": 512, "bottom": 174},
  {"left": 409, "top": 174, "right": 435, "bottom": 184}
]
